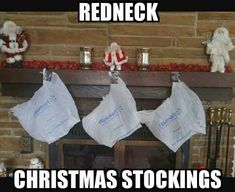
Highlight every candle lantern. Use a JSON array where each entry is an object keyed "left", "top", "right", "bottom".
[
  {"left": 80, "top": 47, "right": 93, "bottom": 69},
  {"left": 137, "top": 48, "right": 150, "bottom": 71}
]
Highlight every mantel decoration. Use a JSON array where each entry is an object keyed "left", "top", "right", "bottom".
[
  {"left": 202, "top": 27, "right": 234, "bottom": 73},
  {"left": 103, "top": 42, "right": 128, "bottom": 71},
  {"left": 0, "top": 162, "right": 7, "bottom": 177},
  {"left": 0, "top": 60, "right": 232, "bottom": 73},
  {"left": 29, "top": 158, "right": 44, "bottom": 169},
  {"left": 0, "top": 21, "right": 29, "bottom": 68},
  {"left": 137, "top": 48, "right": 151, "bottom": 71},
  {"left": 0, "top": 25, "right": 232, "bottom": 73},
  {"left": 80, "top": 47, "right": 93, "bottom": 70}
]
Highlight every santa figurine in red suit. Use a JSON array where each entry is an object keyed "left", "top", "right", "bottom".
[
  {"left": 103, "top": 42, "right": 128, "bottom": 71},
  {"left": 0, "top": 21, "right": 29, "bottom": 68}
]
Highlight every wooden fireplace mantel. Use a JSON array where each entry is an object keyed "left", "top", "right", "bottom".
[{"left": 0, "top": 68, "right": 235, "bottom": 100}]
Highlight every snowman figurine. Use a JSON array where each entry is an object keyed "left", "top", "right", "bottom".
[
  {"left": 0, "top": 162, "right": 7, "bottom": 177},
  {"left": 29, "top": 158, "right": 44, "bottom": 169}
]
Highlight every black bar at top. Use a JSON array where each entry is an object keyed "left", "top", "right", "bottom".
[{"left": 1, "top": 0, "right": 235, "bottom": 11}]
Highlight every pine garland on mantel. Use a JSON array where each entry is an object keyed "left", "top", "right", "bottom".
[{"left": 0, "top": 60, "right": 233, "bottom": 73}]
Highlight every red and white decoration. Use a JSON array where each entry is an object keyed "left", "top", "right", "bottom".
[
  {"left": 0, "top": 60, "right": 233, "bottom": 73},
  {"left": 103, "top": 42, "right": 128, "bottom": 71},
  {"left": 0, "top": 21, "right": 29, "bottom": 67},
  {"left": 0, "top": 21, "right": 232, "bottom": 73}
]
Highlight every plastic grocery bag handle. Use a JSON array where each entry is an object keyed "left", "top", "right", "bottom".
[
  {"left": 169, "top": 72, "right": 181, "bottom": 98},
  {"left": 40, "top": 68, "right": 52, "bottom": 81},
  {"left": 171, "top": 72, "right": 180, "bottom": 82}
]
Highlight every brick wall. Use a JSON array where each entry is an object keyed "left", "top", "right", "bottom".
[
  {"left": 0, "top": 84, "right": 46, "bottom": 169},
  {"left": 0, "top": 12, "right": 235, "bottom": 175},
  {"left": 1, "top": 12, "right": 235, "bottom": 66}
]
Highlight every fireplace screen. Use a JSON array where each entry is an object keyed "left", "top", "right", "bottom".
[
  {"left": 63, "top": 144, "right": 114, "bottom": 169},
  {"left": 60, "top": 140, "right": 176, "bottom": 170},
  {"left": 124, "top": 145, "right": 175, "bottom": 169}
]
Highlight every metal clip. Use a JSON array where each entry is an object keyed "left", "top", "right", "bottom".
[
  {"left": 171, "top": 72, "right": 180, "bottom": 82},
  {"left": 108, "top": 70, "right": 120, "bottom": 84},
  {"left": 40, "top": 68, "right": 52, "bottom": 81}
]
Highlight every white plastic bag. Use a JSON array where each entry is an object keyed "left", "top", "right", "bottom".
[
  {"left": 137, "top": 81, "right": 206, "bottom": 152},
  {"left": 82, "top": 78, "right": 141, "bottom": 148},
  {"left": 11, "top": 70, "right": 80, "bottom": 144}
]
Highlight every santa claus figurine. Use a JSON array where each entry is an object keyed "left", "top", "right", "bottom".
[
  {"left": 0, "top": 21, "right": 29, "bottom": 68},
  {"left": 103, "top": 42, "right": 128, "bottom": 71},
  {"left": 204, "top": 27, "right": 234, "bottom": 73}
]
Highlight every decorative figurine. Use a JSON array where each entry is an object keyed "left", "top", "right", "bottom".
[
  {"left": 0, "top": 21, "right": 29, "bottom": 68},
  {"left": 29, "top": 158, "right": 44, "bottom": 169},
  {"left": 0, "top": 162, "right": 7, "bottom": 177},
  {"left": 203, "top": 27, "right": 234, "bottom": 73},
  {"left": 103, "top": 42, "right": 128, "bottom": 71},
  {"left": 80, "top": 47, "right": 93, "bottom": 69},
  {"left": 137, "top": 48, "right": 151, "bottom": 70}
]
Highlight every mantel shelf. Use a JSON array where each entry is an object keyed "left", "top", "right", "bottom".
[{"left": 0, "top": 68, "right": 235, "bottom": 100}]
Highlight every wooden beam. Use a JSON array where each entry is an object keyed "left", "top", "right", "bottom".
[
  {"left": 1, "top": 83, "right": 232, "bottom": 100},
  {"left": 1, "top": 69, "right": 235, "bottom": 87}
]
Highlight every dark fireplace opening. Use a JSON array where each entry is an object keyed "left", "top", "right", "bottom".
[
  {"left": 49, "top": 122, "right": 190, "bottom": 170},
  {"left": 124, "top": 145, "right": 175, "bottom": 169},
  {"left": 62, "top": 144, "right": 175, "bottom": 170},
  {"left": 63, "top": 145, "right": 114, "bottom": 169},
  {"left": 62, "top": 144, "right": 176, "bottom": 170},
  {"left": 53, "top": 124, "right": 178, "bottom": 171}
]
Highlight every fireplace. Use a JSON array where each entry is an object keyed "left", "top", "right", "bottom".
[
  {"left": 61, "top": 140, "right": 176, "bottom": 170},
  {"left": 0, "top": 69, "right": 234, "bottom": 170},
  {"left": 51, "top": 123, "right": 178, "bottom": 170},
  {"left": 49, "top": 98, "right": 189, "bottom": 170}
]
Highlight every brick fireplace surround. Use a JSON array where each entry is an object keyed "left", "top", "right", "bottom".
[{"left": 0, "top": 12, "right": 235, "bottom": 176}]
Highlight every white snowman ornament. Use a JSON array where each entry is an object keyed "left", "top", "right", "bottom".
[
  {"left": 29, "top": 158, "right": 44, "bottom": 169},
  {"left": 0, "top": 162, "right": 7, "bottom": 177}
]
